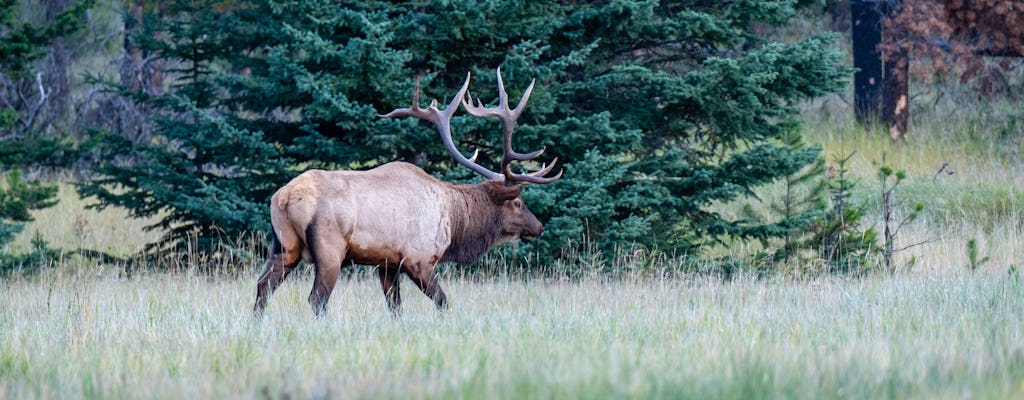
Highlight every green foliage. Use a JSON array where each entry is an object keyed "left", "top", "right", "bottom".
[
  {"left": 879, "top": 162, "right": 923, "bottom": 272},
  {"left": 0, "top": 230, "right": 60, "bottom": 274},
  {"left": 0, "top": 107, "right": 15, "bottom": 129},
  {"left": 0, "top": 0, "right": 95, "bottom": 78},
  {"left": 0, "top": 169, "right": 57, "bottom": 223},
  {"left": 812, "top": 152, "right": 880, "bottom": 274},
  {"left": 1, "top": 0, "right": 97, "bottom": 269},
  {"left": 0, "top": 169, "right": 57, "bottom": 255},
  {"left": 80, "top": 0, "right": 415, "bottom": 252},
  {"left": 81, "top": 0, "right": 852, "bottom": 263},
  {"left": 0, "top": 133, "right": 84, "bottom": 169},
  {"left": 965, "top": 238, "right": 990, "bottom": 273},
  {"left": 742, "top": 129, "right": 828, "bottom": 269}
]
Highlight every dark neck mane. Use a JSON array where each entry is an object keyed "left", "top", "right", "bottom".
[{"left": 442, "top": 183, "right": 504, "bottom": 265}]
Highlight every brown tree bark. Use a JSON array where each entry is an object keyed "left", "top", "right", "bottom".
[
  {"left": 882, "top": 47, "right": 908, "bottom": 141},
  {"left": 41, "top": 0, "right": 71, "bottom": 137},
  {"left": 852, "top": 0, "right": 908, "bottom": 140},
  {"left": 851, "top": 0, "right": 884, "bottom": 125}
]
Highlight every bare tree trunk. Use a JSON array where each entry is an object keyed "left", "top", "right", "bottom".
[
  {"left": 80, "top": 0, "right": 163, "bottom": 144},
  {"left": 882, "top": 47, "right": 908, "bottom": 141},
  {"left": 42, "top": 0, "right": 72, "bottom": 137},
  {"left": 882, "top": 183, "right": 894, "bottom": 272},
  {"left": 118, "top": 0, "right": 162, "bottom": 143},
  {"left": 851, "top": 0, "right": 883, "bottom": 125},
  {"left": 123, "top": 0, "right": 164, "bottom": 96},
  {"left": 852, "top": 0, "right": 908, "bottom": 140}
]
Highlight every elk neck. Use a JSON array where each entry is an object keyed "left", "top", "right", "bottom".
[{"left": 441, "top": 182, "right": 506, "bottom": 265}]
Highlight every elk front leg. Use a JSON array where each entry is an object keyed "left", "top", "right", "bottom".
[
  {"left": 406, "top": 265, "right": 448, "bottom": 311},
  {"left": 378, "top": 265, "right": 402, "bottom": 315},
  {"left": 254, "top": 238, "right": 300, "bottom": 318}
]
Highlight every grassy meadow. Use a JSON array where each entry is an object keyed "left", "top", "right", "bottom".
[
  {"left": 2, "top": 269, "right": 1023, "bottom": 399},
  {"left": 3, "top": 99, "right": 1024, "bottom": 398}
]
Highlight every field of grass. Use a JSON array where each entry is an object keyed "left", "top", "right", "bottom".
[
  {"left": 3, "top": 92, "right": 1024, "bottom": 398},
  {"left": 2, "top": 268, "right": 1023, "bottom": 399}
]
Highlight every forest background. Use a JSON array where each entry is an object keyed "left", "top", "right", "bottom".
[{"left": 1, "top": 0, "right": 1022, "bottom": 276}]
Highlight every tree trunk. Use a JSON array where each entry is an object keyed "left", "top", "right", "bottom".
[
  {"left": 42, "top": 0, "right": 71, "bottom": 137},
  {"left": 114, "top": 0, "right": 162, "bottom": 143},
  {"left": 851, "top": 0, "right": 907, "bottom": 139},
  {"left": 882, "top": 47, "right": 908, "bottom": 140},
  {"left": 851, "top": 0, "right": 883, "bottom": 125}
]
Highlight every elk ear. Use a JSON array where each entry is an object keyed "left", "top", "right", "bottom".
[{"left": 486, "top": 182, "right": 522, "bottom": 204}]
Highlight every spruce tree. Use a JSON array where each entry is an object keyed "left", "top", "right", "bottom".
[
  {"left": 390, "top": 1, "right": 853, "bottom": 258},
  {"left": 741, "top": 129, "right": 828, "bottom": 269},
  {"left": 814, "top": 152, "right": 880, "bottom": 274},
  {"left": 82, "top": 1, "right": 852, "bottom": 264},
  {"left": 1, "top": 0, "right": 93, "bottom": 265},
  {"left": 79, "top": 0, "right": 414, "bottom": 252}
]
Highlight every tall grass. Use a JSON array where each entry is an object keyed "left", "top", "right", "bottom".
[{"left": 1, "top": 268, "right": 1022, "bottom": 399}]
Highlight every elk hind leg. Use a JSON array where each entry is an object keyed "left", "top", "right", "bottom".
[
  {"left": 307, "top": 231, "right": 344, "bottom": 318},
  {"left": 254, "top": 232, "right": 301, "bottom": 318}
]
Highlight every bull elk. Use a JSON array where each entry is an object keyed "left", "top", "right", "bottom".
[{"left": 253, "top": 69, "right": 562, "bottom": 318}]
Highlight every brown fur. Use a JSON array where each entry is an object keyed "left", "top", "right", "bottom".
[
  {"left": 253, "top": 162, "right": 543, "bottom": 318},
  {"left": 442, "top": 182, "right": 525, "bottom": 265}
]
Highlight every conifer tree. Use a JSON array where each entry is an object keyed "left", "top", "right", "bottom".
[
  {"left": 742, "top": 130, "right": 828, "bottom": 268},
  {"left": 82, "top": 1, "right": 852, "bottom": 263},
  {"left": 1, "top": 0, "right": 92, "bottom": 261},
  {"left": 814, "top": 152, "right": 880, "bottom": 273}
]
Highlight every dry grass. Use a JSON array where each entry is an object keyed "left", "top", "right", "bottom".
[
  {"left": 8, "top": 185, "right": 162, "bottom": 257},
  {"left": 1, "top": 268, "right": 1023, "bottom": 399}
]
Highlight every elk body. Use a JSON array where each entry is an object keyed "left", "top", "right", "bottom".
[{"left": 253, "top": 69, "right": 561, "bottom": 317}]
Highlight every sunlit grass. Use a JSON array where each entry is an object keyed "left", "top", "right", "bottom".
[
  {"left": 722, "top": 95, "right": 1024, "bottom": 274},
  {"left": 8, "top": 184, "right": 162, "bottom": 257},
  {"left": 802, "top": 94, "right": 1024, "bottom": 188}
]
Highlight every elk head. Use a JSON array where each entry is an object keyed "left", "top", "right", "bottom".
[{"left": 381, "top": 68, "right": 562, "bottom": 241}]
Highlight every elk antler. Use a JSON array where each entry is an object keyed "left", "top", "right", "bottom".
[
  {"left": 463, "top": 68, "right": 563, "bottom": 185},
  {"left": 381, "top": 70, "right": 562, "bottom": 186},
  {"left": 380, "top": 73, "right": 503, "bottom": 180}
]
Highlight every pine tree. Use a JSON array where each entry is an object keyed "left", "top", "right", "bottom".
[
  {"left": 81, "top": 1, "right": 852, "bottom": 264},
  {"left": 79, "top": 0, "right": 415, "bottom": 252},
  {"left": 742, "top": 129, "right": 828, "bottom": 269},
  {"left": 813, "top": 152, "right": 880, "bottom": 274},
  {"left": 1, "top": 0, "right": 93, "bottom": 268}
]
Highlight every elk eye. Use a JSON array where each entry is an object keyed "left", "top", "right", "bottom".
[{"left": 514, "top": 201, "right": 522, "bottom": 209}]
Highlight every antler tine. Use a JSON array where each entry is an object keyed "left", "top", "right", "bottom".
[
  {"left": 503, "top": 158, "right": 564, "bottom": 184},
  {"left": 509, "top": 76, "right": 535, "bottom": 121},
  {"left": 529, "top": 158, "right": 559, "bottom": 177},
  {"left": 461, "top": 68, "right": 560, "bottom": 185},
  {"left": 380, "top": 73, "right": 502, "bottom": 181},
  {"left": 462, "top": 68, "right": 545, "bottom": 162},
  {"left": 379, "top": 78, "right": 424, "bottom": 119},
  {"left": 519, "top": 169, "right": 564, "bottom": 184}
]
